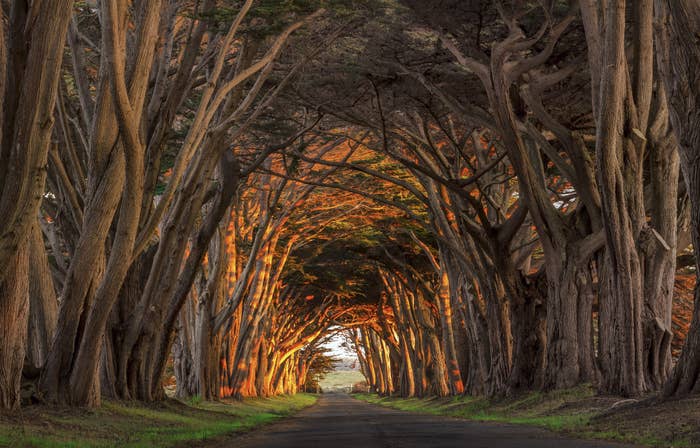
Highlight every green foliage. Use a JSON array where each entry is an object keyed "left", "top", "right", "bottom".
[{"left": 186, "top": 395, "right": 203, "bottom": 406}]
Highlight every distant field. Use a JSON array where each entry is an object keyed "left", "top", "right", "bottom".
[{"left": 320, "top": 370, "right": 366, "bottom": 391}]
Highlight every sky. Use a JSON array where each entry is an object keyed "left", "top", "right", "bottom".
[
  {"left": 319, "top": 330, "right": 366, "bottom": 391},
  {"left": 321, "top": 328, "right": 359, "bottom": 365}
]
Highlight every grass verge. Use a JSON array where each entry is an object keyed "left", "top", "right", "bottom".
[
  {"left": 0, "top": 393, "right": 317, "bottom": 448},
  {"left": 353, "top": 386, "right": 698, "bottom": 447}
]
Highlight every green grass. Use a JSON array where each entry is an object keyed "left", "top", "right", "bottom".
[
  {"left": 355, "top": 391, "right": 592, "bottom": 432},
  {"left": 0, "top": 393, "right": 317, "bottom": 447},
  {"left": 353, "top": 386, "right": 694, "bottom": 447},
  {"left": 319, "top": 370, "right": 365, "bottom": 391}
]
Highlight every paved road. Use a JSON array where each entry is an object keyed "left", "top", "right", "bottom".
[{"left": 234, "top": 393, "right": 637, "bottom": 448}]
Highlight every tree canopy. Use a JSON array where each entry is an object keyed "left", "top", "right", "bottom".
[{"left": 0, "top": 0, "right": 700, "bottom": 412}]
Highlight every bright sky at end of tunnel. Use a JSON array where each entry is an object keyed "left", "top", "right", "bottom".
[{"left": 319, "top": 331, "right": 365, "bottom": 392}]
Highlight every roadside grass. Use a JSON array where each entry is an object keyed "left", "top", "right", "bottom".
[
  {"left": 0, "top": 393, "right": 317, "bottom": 448},
  {"left": 354, "top": 386, "right": 697, "bottom": 447}
]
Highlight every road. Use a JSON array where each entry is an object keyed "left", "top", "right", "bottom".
[{"left": 233, "top": 393, "right": 637, "bottom": 448}]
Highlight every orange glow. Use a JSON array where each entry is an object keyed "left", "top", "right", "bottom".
[{"left": 673, "top": 273, "right": 695, "bottom": 357}]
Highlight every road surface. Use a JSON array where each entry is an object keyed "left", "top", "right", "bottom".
[{"left": 233, "top": 393, "right": 637, "bottom": 448}]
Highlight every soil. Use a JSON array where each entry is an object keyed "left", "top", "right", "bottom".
[{"left": 587, "top": 396, "right": 700, "bottom": 447}]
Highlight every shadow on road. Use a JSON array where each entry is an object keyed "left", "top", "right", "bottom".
[{"left": 230, "top": 393, "right": 640, "bottom": 448}]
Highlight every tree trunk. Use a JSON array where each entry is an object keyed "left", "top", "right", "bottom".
[
  {"left": 454, "top": 284, "right": 489, "bottom": 395},
  {"left": 40, "top": 151, "right": 122, "bottom": 404},
  {"left": 0, "top": 239, "right": 29, "bottom": 409},
  {"left": 643, "top": 133, "right": 679, "bottom": 389},
  {"left": 508, "top": 273, "right": 546, "bottom": 391},
  {"left": 0, "top": 0, "right": 72, "bottom": 410},
  {"left": 544, "top": 253, "right": 598, "bottom": 389},
  {"left": 26, "top": 223, "right": 58, "bottom": 375},
  {"left": 595, "top": 0, "right": 646, "bottom": 397},
  {"left": 480, "top": 278, "right": 510, "bottom": 396},
  {"left": 655, "top": 0, "right": 700, "bottom": 397},
  {"left": 438, "top": 264, "right": 464, "bottom": 394}
]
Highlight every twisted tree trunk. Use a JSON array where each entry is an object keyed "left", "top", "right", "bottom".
[
  {"left": 655, "top": 0, "right": 700, "bottom": 397},
  {"left": 0, "top": 0, "right": 72, "bottom": 409},
  {"left": 595, "top": 0, "right": 651, "bottom": 396}
]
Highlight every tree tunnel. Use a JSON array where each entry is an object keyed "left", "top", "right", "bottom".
[{"left": 2, "top": 0, "right": 700, "bottom": 414}]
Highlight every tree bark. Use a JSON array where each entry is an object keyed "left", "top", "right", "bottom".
[
  {"left": 595, "top": 0, "right": 647, "bottom": 397},
  {"left": 437, "top": 262, "right": 464, "bottom": 394},
  {"left": 0, "top": 238, "right": 29, "bottom": 409},
  {"left": 655, "top": 0, "right": 700, "bottom": 397},
  {"left": 0, "top": 0, "right": 72, "bottom": 410},
  {"left": 509, "top": 273, "right": 546, "bottom": 392},
  {"left": 26, "top": 223, "right": 58, "bottom": 375},
  {"left": 643, "top": 125, "right": 678, "bottom": 389}
]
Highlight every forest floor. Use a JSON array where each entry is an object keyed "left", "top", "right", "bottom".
[
  {"left": 354, "top": 386, "right": 700, "bottom": 447},
  {"left": 0, "top": 393, "right": 317, "bottom": 447}
]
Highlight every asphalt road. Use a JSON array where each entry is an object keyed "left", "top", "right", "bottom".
[{"left": 234, "top": 393, "right": 638, "bottom": 448}]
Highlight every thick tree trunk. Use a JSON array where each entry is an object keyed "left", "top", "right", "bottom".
[
  {"left": 101, "top": 246, "right": 155, "bottom": 399},
  {"left": 173, "top": 298, "right": 197, "bottom": 398},
  {"left": 508, "top": 273, "right": 546, "bottom": 392},
  {"left": 655, "top": 0, "right": 700, "bottom": 397},
  {"left": 595, "top": 0, "right": 646, "bottom": 397},
  {"left": 0, "top": 239, "right": 29, "bottom": 409},
  {"left": 26, "top": 223, "right": 58, "bottom": 375},
  {"left": 545, "top": 255, "right": 598, "bottom": 389},
  {"left": 576, "top": 267, "right": 597, "bottom": 385},
  {"left": 454, "top": 285, "right": 489, "bottom": 395},
  {"left": 643, "top": 135, "right": 679, "bottom": 389},
  {"left": 481, "top": 280, "right": 510, "bottom": 396},
  {"left": 0, "top": 0, "right": 72, "bottom": 410}
]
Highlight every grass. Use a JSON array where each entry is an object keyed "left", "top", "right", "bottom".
[
  {"left": 0, "top": 393, "right": 317, "bottom": 448},
  {"left": 353, "top": 385, "right": 697, "bottom": 447},
  {"left": 319, "top": 370, "right": 365, "bottom": 391},
  {"left": 354, "top": 385, "right": 594, "bottom": 431}
]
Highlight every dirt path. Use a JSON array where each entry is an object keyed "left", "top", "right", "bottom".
[{"left": 229, "top": 393, "right": 639, "bottom": 448}]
